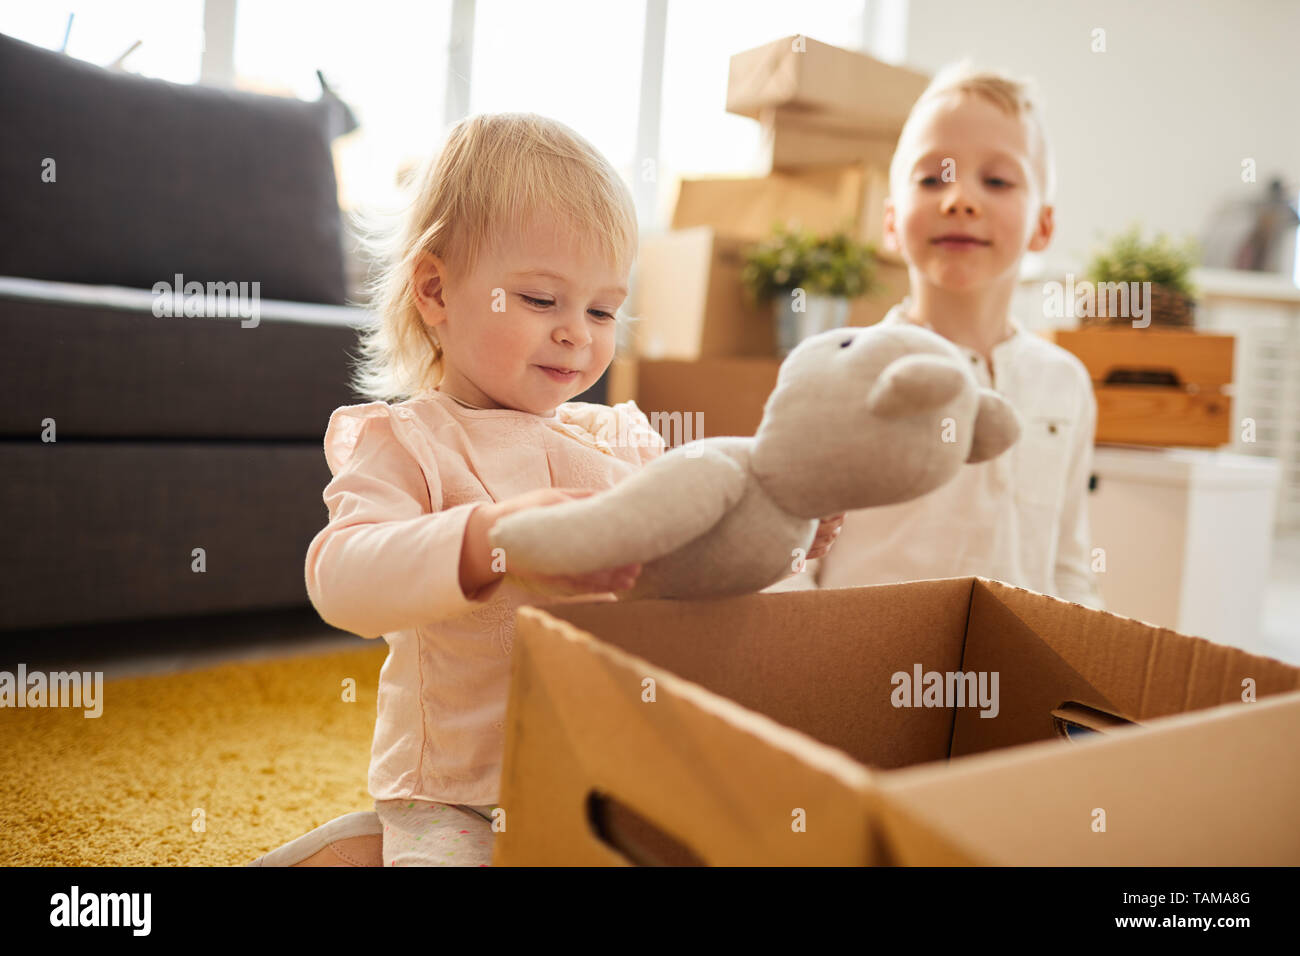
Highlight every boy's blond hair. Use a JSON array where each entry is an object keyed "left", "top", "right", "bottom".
[
  {"left": 889, "top": 59, "right": 1056, "bottom": 206},
  {"left": 350, "top": 112, "right": 639, "bottom": 403}
]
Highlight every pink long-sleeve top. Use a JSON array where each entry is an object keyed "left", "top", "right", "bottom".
[{"left": 304, "top": 387, "right": 667, "bottom": 805}]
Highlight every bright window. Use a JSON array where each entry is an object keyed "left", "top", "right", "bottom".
[{"left": 0, "top": 1, "right": 204, "bottom": 84}]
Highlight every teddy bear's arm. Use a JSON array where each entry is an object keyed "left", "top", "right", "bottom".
[{"left": 488, "top": 447, "right": 750, "bottom": 575}]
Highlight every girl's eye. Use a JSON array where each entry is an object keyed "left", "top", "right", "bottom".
[
  {"left": 521, "top": 295, "right": 615, "bottom": 321},
  {"left": 919, "top": 176, "right": 939, "bottom": 186},
  {"left": 987, "top": 178, "right": 1012, "bottom": 187}
]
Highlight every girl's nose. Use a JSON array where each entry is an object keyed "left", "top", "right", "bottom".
[{"left": 554, "top": 310, "right": 592, "bottom": 347}]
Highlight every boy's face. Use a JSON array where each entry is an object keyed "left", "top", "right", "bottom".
[
  {"left": 884, "top": 92, "right": 1052, "bottom": 292},
  {"left": 414, "top": 216, "right": 628, "bottom": 415}
]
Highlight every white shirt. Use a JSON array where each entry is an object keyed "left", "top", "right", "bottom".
[{"left": 772, "top": 299, "right": 1105, "bottom": 609}]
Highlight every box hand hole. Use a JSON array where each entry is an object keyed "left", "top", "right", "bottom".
[
  {"left": 1102, "top": 367, "right": 1182, "bottom": 387},
  {"left": 585, "top": 789, "right": 708, "bottom": 866},
  {"left": 1051, "top": 701, "right": 1138, "bottom": 741}
]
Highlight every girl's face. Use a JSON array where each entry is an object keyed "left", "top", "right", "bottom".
[
  {"left": 884, "top": 92, "right": 1052, "bottom": 293},
  {"left": 414, "top": 216, "right": 629, "bottom": 415}
]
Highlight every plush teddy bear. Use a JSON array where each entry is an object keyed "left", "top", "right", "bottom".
[{"left": 489, "top": 323, "right": 1022, "bottom": 600}]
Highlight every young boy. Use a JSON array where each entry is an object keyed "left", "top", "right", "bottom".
[{"left": 785, "top": 60, "right": 1105, "bottom": 609}]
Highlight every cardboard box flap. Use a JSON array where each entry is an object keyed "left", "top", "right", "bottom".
[
  {"left": 873, "top": 690, "right": 1300, "bottom": 865},
  {"left": 503, "top": 605, "right": 878, "bottom": 864},
  {"left": 951, "top": 578, "right": 1300, "bottom": 759},
  {"left": 540, "top": 578, "right": 974, "bottom": 771}
]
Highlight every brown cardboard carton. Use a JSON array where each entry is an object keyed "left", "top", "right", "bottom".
[
  {"left": 671, "top": 165, "right": 875, "bottom": 245},
  {"left": 727, "top": 34, "right": 930, "bottom": 134},
  {"left": 607, "top": 355, "right": 781, "bottom": 440},
  {"left": 848, "top": 252, "right": 908, "bottom": 327},
  {"left": 608, "top": 255, "right": 908, "bottom": 427},
  {"left": 626, "top": 241, "right": 905, "bottom": 368},
  {"left": 494, "top": 577, "right": 1300, "bottom": 865},
  {"left": 630, "top": 227, "right": 774, "bottom": 360},
  {"left": 758, "top": 106, "right": 900, "bottom": 172}
]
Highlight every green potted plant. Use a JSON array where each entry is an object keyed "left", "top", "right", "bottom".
[
  {"left": 1082, "top": 223, "right": 1201, "bottom": 328},
  {"left": 741, "top": 222, "right": 877, "bottom": 356}
]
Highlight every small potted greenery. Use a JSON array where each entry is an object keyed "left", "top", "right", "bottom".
[
  {"left": 1082, "top": 223, "right": 1201, "bottom": 328},
  {"left": 741, "top": 221, "right": 877, "bottom": 356}
]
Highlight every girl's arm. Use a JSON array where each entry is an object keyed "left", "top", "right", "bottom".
[{"left": 305, "top": 411, "right": 502, "bottom": 638}]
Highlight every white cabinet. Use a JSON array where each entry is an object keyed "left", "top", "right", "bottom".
[{"left": 1089, "top": 446, "right": 1281, "bottom": 652}]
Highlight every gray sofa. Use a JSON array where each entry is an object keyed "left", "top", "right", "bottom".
[
  {"left": 0, "top": 32, "right": 372, "bottom": 632},
  {"left": 0, "top": 32, "right": 610, "bottom": 634}
]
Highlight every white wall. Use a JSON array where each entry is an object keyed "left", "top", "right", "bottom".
[{"left": 903, "top": 0, "right": 1300, "bottom": 275}]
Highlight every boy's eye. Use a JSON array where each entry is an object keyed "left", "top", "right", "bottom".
[{"left": 987, "top": 178, "right": 1012, "bottom": 187}]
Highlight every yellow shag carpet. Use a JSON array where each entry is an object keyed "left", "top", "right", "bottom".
[{"left": 0, "top": 645, "right": 387, "bottom": 865}]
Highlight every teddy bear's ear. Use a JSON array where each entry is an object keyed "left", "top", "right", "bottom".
[
  {"left": 967, "top": 389, "right": 1021, "bottom": 463},
  {"left": 866, "top": 354, "right": 967, "bottom": 418}
]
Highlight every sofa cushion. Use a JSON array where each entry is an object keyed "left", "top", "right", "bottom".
[
  {"left": 1, "top": 441, "right": 335, "bottom": 630},
  {"left": 0, "top": 278, "right": 369, "bottom": 438},
  {"left": 0, "top": 31, "right": 348, "bottom": 305}
]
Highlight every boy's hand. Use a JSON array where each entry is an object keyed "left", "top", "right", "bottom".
[{"left": 805, "top": 513, "right": 845, "bottom": 561}]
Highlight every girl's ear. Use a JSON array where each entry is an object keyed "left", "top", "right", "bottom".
[{"left": 412, "top": 252, "right": 449, "bottom": 324}]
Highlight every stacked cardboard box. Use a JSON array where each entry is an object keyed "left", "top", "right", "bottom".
[{"left": 619, "top": 35, "right": 927, "bottom": 438}]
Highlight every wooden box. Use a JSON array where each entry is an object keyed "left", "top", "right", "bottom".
[{"left": 1050, "top": 328, "right": 1235, "bottom": 447}]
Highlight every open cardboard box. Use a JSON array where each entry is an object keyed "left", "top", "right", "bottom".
[{"left": 495, "top": 577, "right": 1300, "bottom": 865}]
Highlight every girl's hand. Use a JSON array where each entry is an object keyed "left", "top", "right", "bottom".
[
  {"left": 805, "top": 513, "right": 845, "bottom": 561},
  {"left": 519, "top": 561, "right": 643, "bottom": 597},
  {"left": 469, "top": 488, "right": 642, "bottom": 597}
]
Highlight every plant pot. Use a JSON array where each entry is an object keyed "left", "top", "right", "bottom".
[
  {"left": 1080, "top": 282, "right": 1197, "bottom": 329},
  {"left": 773, "top": 294, "right": 851, "bottom": 356}
]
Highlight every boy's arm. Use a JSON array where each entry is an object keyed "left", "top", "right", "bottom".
[
  {"left": 1054, "top": 381, "right": 1106, "bottom": 610},
  {"left": 304, "top": 413, "right": 503, "bottom": 639}
]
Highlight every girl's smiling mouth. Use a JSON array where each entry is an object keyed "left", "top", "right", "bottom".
[{"left": 536, "top": 365, "right": 579, "bottom": 382}]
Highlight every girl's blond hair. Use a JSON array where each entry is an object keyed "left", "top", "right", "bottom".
[
  {"left": 889, "top": 59, "right": 1056, "bottom": 205},
  {"left": 349, "top": 112, "right": 639, "bottom": 403}
]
